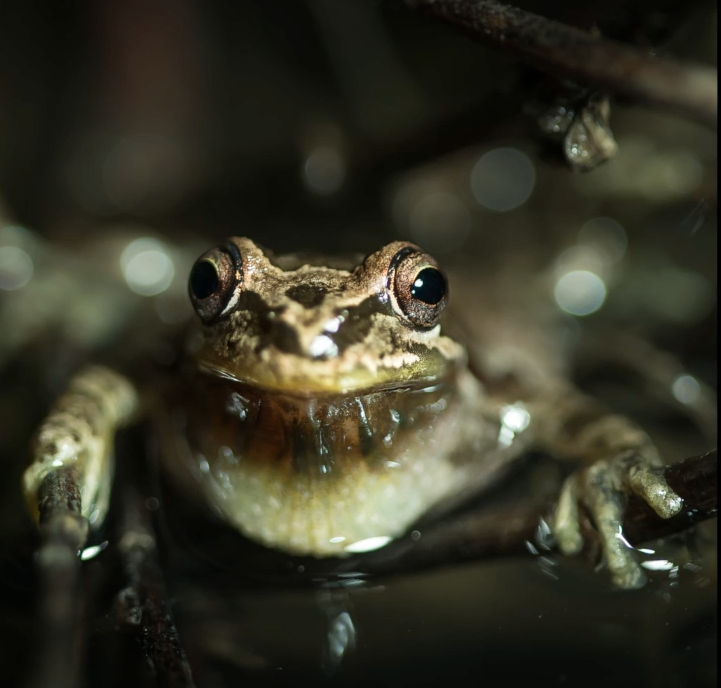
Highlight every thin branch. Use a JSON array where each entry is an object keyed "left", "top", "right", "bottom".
[
  {"left": 116, "top": 487, "right": 195, "bottom": 688},
  {"left": 404, "top": 0, "right": 717, "bottom": 127},
  {"left": 27, "top": 467, "right": 89, "bottom": 688},
  {"left": 347, "top": 449, "right": 717, "bottom": 578}
]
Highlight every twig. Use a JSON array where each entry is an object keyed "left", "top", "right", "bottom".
[
  {"left": 625, "top": 449, "right": 717, "bottom": 542},
  {"left": 403, "top": 0, "right": 717, "bottom": 127},
  {"left": 347, "top": 449, "right": 717, "bottom": 578},
  {"left": 116, "top": 488, "right": 195, "bottom": 688},
  {"left": 27, "top": 466, "right": 89, "bottom": 688}
]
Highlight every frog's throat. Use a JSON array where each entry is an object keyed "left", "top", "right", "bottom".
[
  {"left": 176, "top": 369, "right": 483, "bottom": 557},
  {"left": 183, "top": 370, "right": 463, "bottom": 472}
]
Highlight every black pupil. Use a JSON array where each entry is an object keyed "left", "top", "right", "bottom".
[
  {"left": 410, "top": 267, "right": 446, "bottom": 305},
  {"left": 190, "top": 261, "right": 219, "bottom": 299}
]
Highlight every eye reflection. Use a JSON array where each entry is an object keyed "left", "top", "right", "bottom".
[{"left": 410, "top": 268, "right": 446, "bottom": 305}]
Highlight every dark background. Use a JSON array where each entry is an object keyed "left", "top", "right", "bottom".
[{"left": 0, "top": 1, "right": 717, "bottom": 686}]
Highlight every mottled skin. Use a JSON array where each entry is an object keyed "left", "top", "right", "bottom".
[
  {"left": 189, "top": 238, "right": 464, "bottom": 393},
  {"left": 24, "top": 237, "right": 685, "bottom": 588},
  {"left": 23, "top": 366, "right": 138, "bottom": 526}
]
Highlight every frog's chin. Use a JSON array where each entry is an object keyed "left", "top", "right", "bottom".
[{"left": 195, "top": 354, "right": 461, "bottom": 397}]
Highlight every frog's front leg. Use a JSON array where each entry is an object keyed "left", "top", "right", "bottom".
[
  {"left": 21, "top": 367, "right": 140, "bottom": 688},
  {"left": 529, "top": 386, "right": 684, "bottom": 589},
  {"left": 23, "top": 365, "right": 139, "bottom": 536}
]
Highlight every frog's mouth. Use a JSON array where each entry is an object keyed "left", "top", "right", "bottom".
[
  {"left": 197, "top": 360, "right": 454, "bottom": 397},
  {"left": 194, "top": 335, "right": 465, "bottom": 397}
]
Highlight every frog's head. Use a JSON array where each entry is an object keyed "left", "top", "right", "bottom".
[{"left": 187, "top": 237, "right": 466, "bottom": 394}]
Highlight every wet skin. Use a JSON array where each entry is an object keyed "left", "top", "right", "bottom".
[{"left": 24, "top": 238, "right": 686, "bottom": 587}]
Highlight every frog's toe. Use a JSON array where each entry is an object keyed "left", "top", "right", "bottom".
[
  {"left": 553, "top": 475, "right": 583, "bottom": 555},
  {"left": 625, "top": 460, "right": 683, "bottom": 519},
  {"left": 581, "top": 463, "right": 647, "bottom": 589}
]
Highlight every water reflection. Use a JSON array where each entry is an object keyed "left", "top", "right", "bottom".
[
  {"left": 498, "top": 402, "right": 531, "bottom": 447},
  {"left": 344, "top": 536, "right": 393, "bottom": 554},
  {"left": 79, "top": 541, "right": 108, "bottom": 561},
  {"left": 323, "top": 611, "right": 356, "bottom": 673},
  {"left": 641, "top": 559, "right": 675, "bottom": 572},
  {"left": 317, "top": 588, "right": 357, "bottom": 676}
]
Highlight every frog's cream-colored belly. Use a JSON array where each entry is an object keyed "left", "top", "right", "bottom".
[
  {"left": 172, "top": 368, "right": 507, "bottom": 557},
  {"left": 200, "top": 436, "right": 471, "bottom": 556}
]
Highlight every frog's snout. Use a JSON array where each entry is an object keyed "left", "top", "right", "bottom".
[{"left": 257, "top": 309, "right": 342, "bottom": 361}]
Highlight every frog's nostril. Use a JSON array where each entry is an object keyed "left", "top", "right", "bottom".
[
  {"left": 285, "top": 284, "right": 327, "bottom": 308},
  {"left": 270, "top": 321, "right": 303, "bottom": 355}
]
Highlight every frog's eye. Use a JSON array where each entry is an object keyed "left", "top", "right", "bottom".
[
  {"left": 388, "top": 247, "right": 448, "bottom": 328},
  {"left": 188, "top": 244, "right": 243, "bottom": 322}
]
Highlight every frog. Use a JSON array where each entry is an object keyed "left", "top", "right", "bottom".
[{"left": 22, "top": 236, "right": 689, "bottom": 590}]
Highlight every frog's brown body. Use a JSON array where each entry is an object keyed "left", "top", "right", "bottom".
[{"left": 24, "top": 237, "right": 688, "bottom": 587}]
